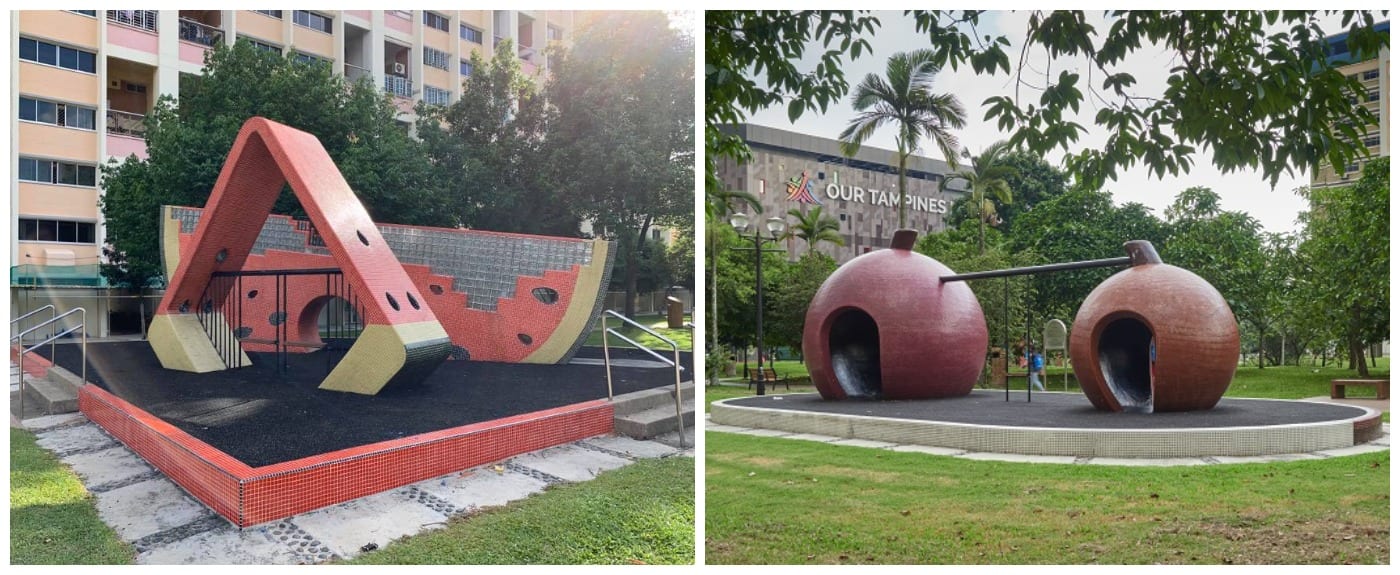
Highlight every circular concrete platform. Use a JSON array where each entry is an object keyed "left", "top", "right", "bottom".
[{"left": 710, "top": 390, "right": 1383, "bottom": 458}]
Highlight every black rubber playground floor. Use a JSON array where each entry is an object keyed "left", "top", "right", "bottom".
[
  {"left": 42, "top": 341, "right": 689, "bottom": 467},
  {"left": 723, "top": 389, "right": 1366, "bottom": 429}
]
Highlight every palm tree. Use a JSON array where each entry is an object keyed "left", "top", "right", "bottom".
[
  {"left": 783, "top": 206, "right": 845, "bottom": 255},
  {"left": 943, "top": 140, "right": 1017, "bottom": 254},
  {"left": 839, "top": 49, "right": 966, "bottom": 229}
]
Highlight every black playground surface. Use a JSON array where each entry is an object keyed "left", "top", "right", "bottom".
[
  {"left": 42, "top": 341, "right": 690, "bottom": 467},
  {"left": 724, "top": 389, "right": 1366, "bottom": 429}
]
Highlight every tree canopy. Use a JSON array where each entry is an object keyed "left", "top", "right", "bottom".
[{"left": 549, "top": 11, "right": 693, "bottom": 316}]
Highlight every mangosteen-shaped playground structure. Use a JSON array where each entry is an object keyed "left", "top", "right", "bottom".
[
  {"left": 713, "top": 231, "right": 1383, "bottom": 458},
  {"left": 61, "top": 118, "right": 684, "bottom": 527}
]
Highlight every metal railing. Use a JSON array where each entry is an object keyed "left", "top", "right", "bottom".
[
  {"left": 344, "top": 63, "right": 371, "bottom": 84},
  {"left": 383, "top": 75, "right": 413, "bottom": 98},
  {"left": 107, "top": 110, "right": 147, "bottom": 138},
  {"left": 11, "top": 304, "right": 56, "bottom": 352},
  {"left": 178, "top": 18, "right": 223, "bottom": 47},
  {"left": 13, "top": 308, "right": 86, "bottom": 418},
  {"left": 600, "top": 310, "right": 686, "bottom": 447},
  {"left": 108, "top": 10, "right": 157, "bottom": 32}
]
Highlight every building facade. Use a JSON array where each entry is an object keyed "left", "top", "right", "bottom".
[
  {"left": 10, "top": 9, "right": 574, "bottom": 335},
  {"left": 716, "top": 123, "right": 968, "bottom": 264},
  {"left": 1312, "top": 20, "right": 1389, "bottom": 188}
]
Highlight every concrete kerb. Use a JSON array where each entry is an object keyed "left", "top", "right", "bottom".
[
  {"left": 21, "top": 412, "right": 689, "bottom": 564},
  {"left": 704, "top": 408, "right": 1391, "bottom": 468}
]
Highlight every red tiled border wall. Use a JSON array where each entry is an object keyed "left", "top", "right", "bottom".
[
  {"left": 80, "top": 385, "right": 614, "bottom": 527},
  {"left": 10, "top": 343, "right": 52, "bottom": 379}
]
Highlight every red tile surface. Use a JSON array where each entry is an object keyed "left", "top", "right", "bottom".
[
  {"left": 10, "top": 343, "right": 51, "bottom": 378},
  {"left": 80, "top": 384, "right": 614, "bottom": 527}
]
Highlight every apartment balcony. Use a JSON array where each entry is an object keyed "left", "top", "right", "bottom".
[
  {"left": 107, "top": 9, "right": 157, "bottom": 32},
  {"left": 179, "top": 18, "right": 223, "bottom": 47},
  {"left": 384, "top": 75, "right": 414, "bottom": 99},
  {"left": 345, "top": 63, "right": 371, "bottom": 85},
  {"left": 107, "top": 110, "right": 146, "bottom": 138}
]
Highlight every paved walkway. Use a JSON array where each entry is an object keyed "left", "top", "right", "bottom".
[
  {"left": 705, "top": 414, "right": 1390, "bottom": 466},
  {"left": 1303, "top": 394, "right": 1389, "bottom": 412},
  {"left": 21, "top": 413, "right": 690, "bottom": 564}
]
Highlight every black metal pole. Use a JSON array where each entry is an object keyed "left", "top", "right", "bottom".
[
  {"left": 754, "top": 230, "right": 766, "bottom": 397},
  {"left": 941, "top": 256, "right": 1133, "bottom": 283},
  {"left": 1025, "top": 281, "right": 1032, "bottom": 403},
  {"left": 1003, "top": 276, "right": 1009, "bottom": 403}
]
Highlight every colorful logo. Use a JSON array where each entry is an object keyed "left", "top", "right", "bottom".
[{"left": 785, "top": 171, "right": 822, "bottom": 205}]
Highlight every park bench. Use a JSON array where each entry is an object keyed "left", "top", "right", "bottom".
[
  {"left": 748, "top": 367, "right": 790, "bottom": 391},
  {"left": 1330, "top": 379, "right": 1389, "bottom": 400}
]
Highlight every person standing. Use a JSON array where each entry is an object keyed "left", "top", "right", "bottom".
[{"left": 1028, "top": 346, "right": 1046, "bottom": 391}]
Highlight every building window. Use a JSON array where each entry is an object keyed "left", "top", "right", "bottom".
[
  {"left": 107, "top": 10, "right": 157, "bottom": 32},
  {"left": 652, "top": 229, "right": 663, "bottom": 241},
  {"left": 460, "top": 24, "right": 483, "bottom": 44},
  {"left": 1367, "top": 89, "right": 1380, "bottom": 102},
  {"left": 758, "top": 179, "right": 766, "bottom": 195},
  {"left": 423, "top": 86, "right": 451, "bottom": 106},
  {"left": 424, "top": 11, "right": 449, "bottom": 32},
  {"left": 424, "top": 47, "right": 450, "bottom": 70},
  {"left": 254, "top": 10, "right": 283, "bottom": 19},
  {"left": 292, "top": 10, "right": 332, "bottom": 34},
  {"left": 293, "top": 52, "right": 328, "bottom": 66},
  {"left": 68, "top": 10, "right": 97, "bottom": 17},
  {"left": 547, "top": 25, "right": 563, "bottom": 42},
  {"left": 1363, "top": 134, "right": 1381, "bottom": 148},
  {"left": 18, "top": 37, "right": 96, "bottom": 74},
  {"left": 19, "top": 97, "right": 96, "bottom": 130},
  {"left": 241, "top": 37, "right": 282, "bottom": 54},
  {"left": 1363, "top": 69, "right": 1380, "bottom": 81},
  {"left": 18, "top": 218, "right": 97, "bottom": 244},
  {"left": 19, "top": 157, "right": 98, "bottom": 187},
  {"left": 460, "top": 59, "right": 474, "bottom": 77}
]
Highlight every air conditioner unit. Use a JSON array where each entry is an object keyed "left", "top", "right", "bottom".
[{"left": 393, "top": 62, "right": 406, "bottom": 75}]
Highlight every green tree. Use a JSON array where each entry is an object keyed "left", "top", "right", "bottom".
[
  {"left": 911, "top": 10, "right": 1387, "bottom": 188},
  {"left": 839, "top": 49, "right": 967, "bottom": 229},
  {"left": 705, "top": 189, "right": 763, "bottom": 384},
  {"left": 1296, "top": 158, "right": 1390, "bottom": 376},
  {"left": 946, "top": 150, "right": 1069, "bottom": 231},
  {"left": 100, "top": 40, "right": 444, "bottom": 288},
  {"left": 708, "top": 11, "right": 1386, "bottom": 196},
  {"left": 705, "top": 11, "right": 880, "bottom": 216},
  {"left": 943, "top": 140, "right": 1017, "bottom": 254},
  {"left": 783, "top": 206, "right": 845, "bottom": 255},
  {"left": 1160, "top": 187, "right": 1268, "bottom": 367},
  {"left": 548, "top": 12, "right": 692, "bottom": 318},
  {"left": 415, "top": 40, "right": 574, "bottom": 235},
  {"left": 1009, "top": 187, "right": 1166, "bottom": 320},
  {"left": 764, "top": 253, "right": 838, "bottom": 356}
]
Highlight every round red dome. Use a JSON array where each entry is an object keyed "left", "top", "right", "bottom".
[
  {"left": 802, "top": 231, "right": 988, "bottom": 400},
  {"left": 1070, "top": 263, "right": 1239, "bottom": 412}
]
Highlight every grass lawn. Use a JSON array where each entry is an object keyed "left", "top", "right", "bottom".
[
  {"left": 585, "top": 314, "right": 692, "bottom": 351},
  {"left": 705, "top": 433, "right": 1388, "bottom": 564},
  {"left": 10, "top": 428, "right": 132, "bottom": 565},
  {"left": 347, "top": 457, "right": 694, "bottom": 565},
  {"left": 706, "top": 361, "right": 1391, "bottom": 564}
]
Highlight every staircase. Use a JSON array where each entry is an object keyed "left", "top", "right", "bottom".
[
  {"left": 10, "top": 358, "right": 81, "bottom": 416},
  {"left": 611, "top": 380, "right": 694, "bottom": 440}
]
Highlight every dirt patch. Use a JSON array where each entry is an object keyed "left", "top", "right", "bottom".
[
  {"left": 805, "top": 465, "right": 915, "bottom": 484},
  {"left": 1155, "top": 516, "right": 1389, "bottom": 564}
]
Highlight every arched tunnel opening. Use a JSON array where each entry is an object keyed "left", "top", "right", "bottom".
[
  {"left": 1097, "top": 317, "right": 1154, "bottom": 412},
  {"left": 829, "top": 308, "right": 882, "bottom": 398}
]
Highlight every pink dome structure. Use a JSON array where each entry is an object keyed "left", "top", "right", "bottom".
[{"left": 802, "top": 230, "right": 988, "bottom": 400}]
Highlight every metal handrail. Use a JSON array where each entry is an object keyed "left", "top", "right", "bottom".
[
  {"left": 16, "top": 308, "right": 86, "bottom": 419},
  {"left": 10, "top": 304, "right": 57, "bottom": 367},
  {"left": 601, "top": 310, "right": 686, "bottom": 448}
]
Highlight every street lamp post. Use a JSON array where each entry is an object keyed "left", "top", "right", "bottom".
[{"left": 729, "top": 213, "right": 787, "bottom": 396}]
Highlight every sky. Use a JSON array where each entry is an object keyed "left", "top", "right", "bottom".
[{"left": 746, "top": 11, "right": 1381, "bottom": 234}]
